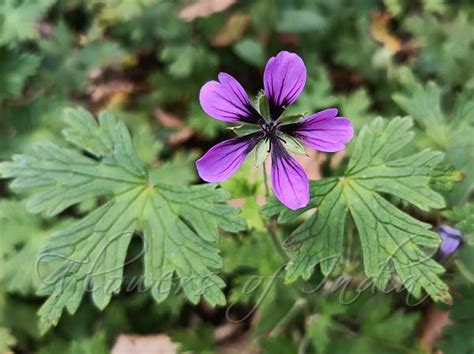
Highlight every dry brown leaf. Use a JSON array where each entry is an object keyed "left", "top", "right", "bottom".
[
  {"left": 111, "top": 334, "right": 178, "bottom": 354},
  {"left": 169, "top": 128, "right": 194, "bottom": 145},
  {"left": 154, "top": 109, "right": 194, "bottom": 145},
  {"left": 211, "top": 13, "right": 251, "bottom": 47},
  {"left": 88, "top": 80, "right": 134, "bottom": 109},
  {"left": 154, "top": 108, "right": 184, "bottom": 128},
  {"left": 370, "top": 11, "right": 402, "bottom": 54},
  {"left": 179, "top": 0, "right": 236, "bottom": 22}
]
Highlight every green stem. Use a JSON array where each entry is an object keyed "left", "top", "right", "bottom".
[
  {"left": 269, "top": 298, "right": 307, "bottom": 337},
  {"left": 268, "top": 220, "right": 289, "bottom": 262},
  {"left": 262, "top": 163, "right": 270, "bottom": 197},
  {"left": 262, "top": 163, "right": 289, "bottom": 261}
]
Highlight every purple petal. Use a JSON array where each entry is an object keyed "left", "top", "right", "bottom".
[
  {"left": 437, "top": 225, "right": 463, "bottom": 259},
  {"left": 196, "top": 133, "right": 263, "bottom": 182},
  {"left": 281, "top": 108, "right": 354, "bottom": 152},
  {"left": 199, "top": 72, "right": 260, "bottom": 124},
  {"left": 270, "top": 139, "right": 309, "bottom": 210},
  {"left": 264, "top": 51, "right": 307, "bottom": 120}
]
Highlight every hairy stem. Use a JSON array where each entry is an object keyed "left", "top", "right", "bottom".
[
  {"left": 268, "top": 219, "right": 289, "bottom": 262},
  {"left": 262, "top": 162, "right": 289, "bottom": 261},
  {"left": 262, "top": 163, "right": 270, "bottom": 197}
]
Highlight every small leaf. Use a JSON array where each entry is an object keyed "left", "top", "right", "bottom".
[
  {"left": 0, "top": 0, "right": 54, "bottom": 44},
  {"left": 443, "top": 203, "right": 474, "bottom": 236},
  {"left": 394, "top": 82, "right": 474, "bottom": 204},
  {"left": 257, "top": 92, "right": 270, "bottom": 119},
  {"left": 278, "top": 114, "right": 304, "bottom": 124},
  {"left": 233, "top": 38, "right": 265, "bottom": 67},
  {"left": 279, "top": 133, "right": 307, "bottom": 156},
  {"left": 254, "top": 139, "right": 269, "bottom": 166},
  {"left": 277, "top": 10, "right": 327, "bottom": 33},
  {"left": 230, "top": 124, "right": 261, "bottom": 137}
]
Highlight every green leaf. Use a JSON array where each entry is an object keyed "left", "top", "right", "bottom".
[
  {"left": 289, "top": 66, "right": 338, "bottom": 115},
  {"left": 442, "top": 203, "right": 474, "bottom": 284},
  {"left": 149, "top": 153, "right": 197, "bottom": 186},
  {"left": 307, "top": 314, "right": 333, "bottom": 353},
  {"left": 0, "top": 0, "right": 54, "bottom": 44},
  {"left": 276, "top": 10, "right": 327, "bottom": 33},
  {"left": 36, "top": 21, "right": 126, "bottom": 94},
  {"left": 261, "top": 337, "right": 297, "bottom": 354},
  {"left": 442, "top": 203, "right": 474, "bottom": 236},
  {"left": 160, "top": 44, "right": 218, "bottom": 78},
  {"left": 0, "top": 200, "right": 57, "bottom": 295},
  {"left": 0, "top": 108, "right": 246, "bottom": 334},
  {"left": 393, "top": 81, "right": 447, "bottom": 144},
  {"left": 233, "top": 38, "right": 265, "bottom": 67},
  {"left": 187, "top": 102, "right": 226, "bottom": 139},
  {"left": 170, "top": 325, "right": 214, "bottom": 354},
  {"left": 304, "top": 294, "right": 422, "bottom": 354},
  {"left": 267, "top": 117, "right": 450, "bottom": 302},
  {"left": 0, "top": 47, "right": 40, "bottom": 99},
  {"left": 338, "top": 88, "right": 375, "bottom": 131},
  {"left": 65, "top": 332, "right": 108, "bottom": 354},
  {"left": 325, "top": 296, "right": 421, "bottom": 354},
  {"left": 394, "top": 82, "right": 474, "bottom": 204}
]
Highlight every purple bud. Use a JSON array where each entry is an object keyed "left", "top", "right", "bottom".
[{"left": 437, "top": 225, "right": 463, "bottom": 259}]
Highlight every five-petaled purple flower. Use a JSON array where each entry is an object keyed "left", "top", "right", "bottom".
[
  {"left": 437, "top": 225, "right": 464, "bottom": 259},
  {"left": 196, "top": 51, "right": 354, "bottom": 210}
]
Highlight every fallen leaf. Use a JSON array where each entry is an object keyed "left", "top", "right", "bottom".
[
  {"left": 212, "top": 14, "right": 251, "bottom": 47},
  {"left": 111, "top": 334, "right": 178, "bottom": 354},
  {"left": 88, "top": 80, "right": 134, "bottom": 109},
  {"left": 370, "top": 11, "right": 401, "bottom": 54},
  {"left": 154, "top": 108, "right": 185, "bottom": 128},
  {"left": 154, "top": 109, "right": 194, "bottom": 145},
  {"left": 179, "top": 0, "right": 236, "bottom": 22},
  {"left": 169, "top": 128, "right": 193, "bottom": 145}
]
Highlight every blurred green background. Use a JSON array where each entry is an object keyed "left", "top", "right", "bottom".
[{"left": 0, "top": 0, "right": 473, "bottom": 353}]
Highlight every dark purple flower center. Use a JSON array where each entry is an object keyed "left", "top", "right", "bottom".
[
  {"left": 258, "top": 118, "right": 289, "bottom": 152},
  {"left": 258, "top": 118, "right": 280, "bottom": 135}
]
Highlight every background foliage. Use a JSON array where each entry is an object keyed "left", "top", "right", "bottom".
[{"left": 0, "top": 0, "right": 473, "bottom": 353}]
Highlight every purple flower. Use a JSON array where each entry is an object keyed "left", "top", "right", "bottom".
[
  {"left": 196, "top": 51, "right": 354, "bottom": 210},
  {"left": 437, "top": 225, "right": 464, "bottom": 259}
]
